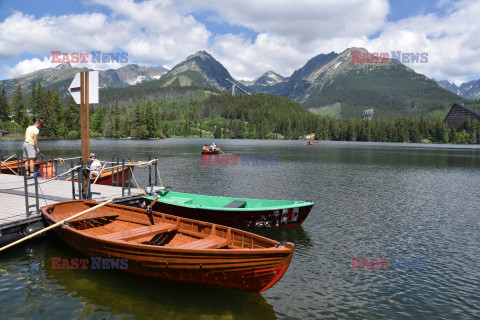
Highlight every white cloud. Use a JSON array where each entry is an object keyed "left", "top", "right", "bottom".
[
  {"left": 210, "top": 0, "right": 480, "bottom": 82},
  {"left": 2, "top": 57, "right": 54, "bottom": 78},
  {"left": 183, "top": 0, "right": 389, "bottom": 43},
  {"left": 0, "top": 0, "right": 210, "bottom": 73}
]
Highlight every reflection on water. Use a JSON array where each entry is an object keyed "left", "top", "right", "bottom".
[
  {"left": 1, "top": 236, "right": 276, "bottom": 320},
  {"left": 1, "top": 139, "right": 480, "bottom": 319}
]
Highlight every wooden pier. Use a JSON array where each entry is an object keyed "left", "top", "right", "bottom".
[{"left": 0, "top": 174, "right": 140, "bottom": 242}]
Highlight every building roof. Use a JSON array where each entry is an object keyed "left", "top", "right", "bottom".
[{"left": 444, "top": 104, "right": 480, "bottom": 128}]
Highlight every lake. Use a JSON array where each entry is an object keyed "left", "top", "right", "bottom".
[{"left": 1, "top": 139, "right": 480, "bottom": 319}]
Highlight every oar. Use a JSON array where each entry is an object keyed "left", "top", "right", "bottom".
[
  {"left": 146, "top": 195, "right": 160, "bottom": 225},
  {"left": 1, "top": 154, "right": 18, "bottom": 175},
  {"left": 92, "top": 162, "right": 107, "bottom": 185},
  {"left": 0, "top": 199, "right": 113, "bottom": 253},
  {"left": 149, "top": 195, "right": 160, "bottom": 208},
  {"left": 2, "top": 154, "right": 16, "bottom": 163}
]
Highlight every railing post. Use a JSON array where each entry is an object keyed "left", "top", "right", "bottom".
[
  {"left": 121, "top": 159, "right": 125, "bottom": 197},
  {"left": 116, "top": 157, "right": 119, "bottom": 187},
  {"left": 111, "top": 157, "right": 114, "bottom": 186},
  {"left": 71, "top": 162, "right": 76, "bottom": 200},
  {"left": 23, "top": 166, "right": 29, "bottom": 217},
  {"left": 77, "top": 162, "right": 82, "bottom": 200},
  {"left": 148, "top": 156, "right": 152, "bottom": 187},
  {"left": 17, "top": 153, "right": 22, "bottom": 175},
  {"left": 154, "top": 158, "right": 158, "bottom": 186},
  {"left": 34, "top": 173, "right": 40, "bottom": 215},
  {"left": 128, "top": 159, "right": 131, "bottom": 196},
  {"left": 54, "top": 157, "right": 57, "bottom": 178}
]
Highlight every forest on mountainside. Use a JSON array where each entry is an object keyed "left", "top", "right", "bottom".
[{"left": 1, "top": 83, "right": 479, "bottom": 144}]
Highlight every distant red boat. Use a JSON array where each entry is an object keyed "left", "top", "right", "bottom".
[{"left": 201, "top": 149, "right": 219, "bottom": 155}]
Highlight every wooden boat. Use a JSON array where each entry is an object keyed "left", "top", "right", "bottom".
[
  {"left": 1, "top": 159, "right": 43, "bottom": 175},
  {"left": 41, "top": 200, "right": 294, "bottom": 292},
  {"left": 201, "top": 149, "right": 220, "bottom": 155},
  {"left": 67, "top": 165, "right": 133, "bottom": 186},
  {"left": 140, "top": 191, "right": 314, "bottom": 228}
]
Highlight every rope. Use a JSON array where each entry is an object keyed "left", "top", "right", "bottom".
[
  {"left": 156, "top": 160, "right": 164, "bottom": 188},
  {"left": 34, "top": 173, "right": 48, "bottom": 206},
  {"left": 55, "top": 156, "right": 82, "bottom": 164},
  {"left": 129, "top": 166, "right": 147, "bottom": 196}
]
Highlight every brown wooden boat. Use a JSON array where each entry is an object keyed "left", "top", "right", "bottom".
[
  {"left": 1, "top": 159, "right": 43, "bottom": 175},
  {"left": 41, "top": 200, "right": 294, "bottom": 292},
  {"left": 67, "top": 165, "right": 133, "bottom": 186}
]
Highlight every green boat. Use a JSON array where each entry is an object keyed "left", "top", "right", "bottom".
[{"left": 140, "top": 190, "right": 314, "bottom": 228}]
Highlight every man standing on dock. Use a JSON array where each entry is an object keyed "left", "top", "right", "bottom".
[{"left": 23, "top": 119, "right": 43, "bottom": 177}]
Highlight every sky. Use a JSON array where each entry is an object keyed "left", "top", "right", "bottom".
[{"left": 0, "top": 0, "right": 479, "bottom": 85}]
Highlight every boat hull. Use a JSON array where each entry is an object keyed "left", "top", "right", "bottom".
[
  {"left": 67, "top": 166, "right": 133, "bottom": 186},
  {"left": 149, "top": 200, "right": 313, "bottom": 228}
]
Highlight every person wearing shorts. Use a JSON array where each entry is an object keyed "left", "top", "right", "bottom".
[{"left": 23, "top": 119, "right": 43, "bottom": 177}]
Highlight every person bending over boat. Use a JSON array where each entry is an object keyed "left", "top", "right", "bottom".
[
  {"left": 89, "top": 153, "right": 102, "bottom": 177},
  {"left": 23, "top": 119, "right": 43, "bottom": 178}
]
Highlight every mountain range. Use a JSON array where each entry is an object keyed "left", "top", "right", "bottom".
[
  {"left": 436, "top": 79, "right": 480, "bottom": 100},
  {"left": 0, "top": 48, "right": 474, "bottom": 119},
  {"left": 0, "top": 63, "right": 167, "bottom": 98}
]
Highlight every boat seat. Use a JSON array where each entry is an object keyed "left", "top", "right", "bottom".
[
  {"left": 176, "top": 235, "right": 230, "bottom": 250},
  {"left": 69, "top": 211, "right": 119, "bottom": 223},
  {"left": 98, "top": 222, "right": 178, "bottom": 241},
  {"left": 223, "top": 200, "right": 247, "bottom": 208}
]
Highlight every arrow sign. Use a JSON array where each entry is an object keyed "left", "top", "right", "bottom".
[{"left": 68, "top": 71, "right": 99, "bottom": 104}]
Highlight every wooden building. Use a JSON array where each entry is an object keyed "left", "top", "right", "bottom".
[{"left": 444, "top": 104, "right": 480, "bottom": 128}]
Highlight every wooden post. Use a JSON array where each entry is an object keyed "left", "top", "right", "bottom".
[{"left": 80, "top": 71, "right": 90, "bottom": 199}]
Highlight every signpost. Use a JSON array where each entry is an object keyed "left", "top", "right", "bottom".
[{"left": 69, "top": 71, "right": 99, "bottom": 198}]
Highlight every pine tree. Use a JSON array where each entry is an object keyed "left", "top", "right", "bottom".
[
  {"left": 11, "top": 84, "right": 29, "bottom": 128},
  {"left": 0, "top": 88, "right": 9, "bottom": 121},
  {"left": 27, "top": 82, "right": 37, "bottom": 119},
  {"left": 63, "top": 96, "right": 81, "bottom": 132},
  {"left": 50, "top": 89, "right": 65, "bottom": 136},
  {"left": 37, "top": 89, "right": 56, "bottom": 138}
]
